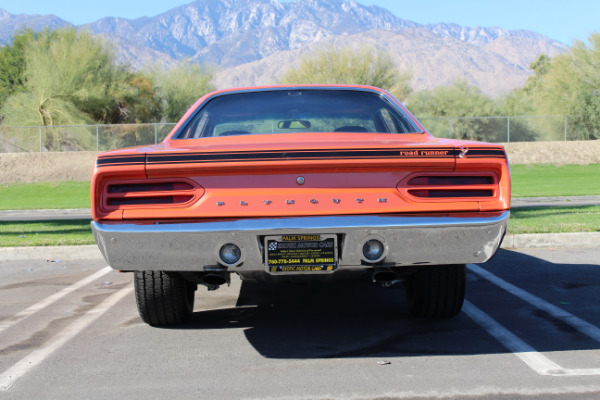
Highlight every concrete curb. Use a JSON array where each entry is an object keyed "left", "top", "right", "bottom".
[
  {"left": 1, "top": 233, "right": 598, "bottom": 262},
  {"left": 501, "top": 232, "right": 600, "bottom": 249}
]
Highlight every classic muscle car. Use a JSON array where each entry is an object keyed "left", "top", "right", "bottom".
[{"left": 91, "top": 85, "right": 510, "bottom": 326}]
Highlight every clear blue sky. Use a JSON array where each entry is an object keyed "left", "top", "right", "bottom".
[{"left": 0, "top": 0, "right": 596, "bottom": 45}]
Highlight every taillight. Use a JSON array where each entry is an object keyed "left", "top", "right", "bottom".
[
  {"left": 403, "top": 175, "right": 497, "bottom": 199},
  {"left": 107, "top": 195, "right": 194, "bottom": 206},
  {"left": 108, "top": 182, "right": 194, "bottom": 193},
  {"left": 408, "top": 189, "right": 494, "bottom": 198},
  {"left": 103, "top": 180, "right": 202, "bottom": 209},
  {"left": 407, "top": 176, "right": 493, "bottom": 186}
]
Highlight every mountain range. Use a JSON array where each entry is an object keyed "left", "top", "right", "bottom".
[{"left": 0, "top": 0, "right": 567, "bottom": 96}]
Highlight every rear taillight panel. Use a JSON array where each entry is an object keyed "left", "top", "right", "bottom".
[
  {"left": 102, "top": 179, "right": 203, "bottom": 210},
  {"left": 399, "top": 173, "right": 498, "bottom": 200}
]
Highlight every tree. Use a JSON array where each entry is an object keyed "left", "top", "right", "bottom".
[
  {"left": 492, "top": 90, "right": 538, "bottom": 142},
  {"left": 406, "top": 80, "right": 505, "bottom": 141},
  {"left": 523, "top": 54, "right": 552, "bottom": 96},
  {"left": 407, "top": 79, "right": 497, "bottom": 117},
  {"left": 0, "top": 29, "right": 41, "bottom": 111},
  {"left": 530, "top": 33, "right": 600, "bottom": 140},
  {"left": 1, "top": 28, "right": 133, "bottom": 126},
  {"left": 125, "top": 73, "right": 161, "bottom": 124},
  {"left": 279, "top": 46, "right": 412, "bottom": 101},
  {"left": 148, "top": 61, "right": 215, "bottom": 123},
  {"left": 495, "top": 90, "right": 534, "bottom": 117},
  {"left": 0, "top": 27, "right": 142, "bottom": 149}
]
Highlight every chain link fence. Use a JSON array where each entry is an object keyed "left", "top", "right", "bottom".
[
  {"left": 0, "top": 116, "right": 596, "bottom": 153},
  {"left": 419, "top": 115, "right": 594, "bottom": 142},
  {"left": 0, "top": 123, "right": 176, "bottom": 153}
]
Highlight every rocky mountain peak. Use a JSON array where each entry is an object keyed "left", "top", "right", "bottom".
[{"left": 0, "top": 0, "right": 567, "bottom": 96}]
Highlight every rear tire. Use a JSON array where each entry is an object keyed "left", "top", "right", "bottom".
[
  {"left": 134, "top": 271, "right": 196, "bottom": 326},
  {"left": 405, "top": 264, "right": 466, "bottom": 318}
]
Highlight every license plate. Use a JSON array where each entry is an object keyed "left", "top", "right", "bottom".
[{"left": 265, "top": 234, "right": 338, "bottom": 274}]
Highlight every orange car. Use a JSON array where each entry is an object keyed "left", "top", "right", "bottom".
[{"left": 91, "top": 85, "right": 510, "bottom": 326}]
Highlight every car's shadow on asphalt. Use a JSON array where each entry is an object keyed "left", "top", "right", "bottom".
[{"left": 181, "top": 249, "right": 600, "bottom": 359}]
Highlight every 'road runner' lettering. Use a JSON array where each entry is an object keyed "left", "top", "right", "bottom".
[{"left": 399, "top": 150, "right": 450, "bottom": 157}]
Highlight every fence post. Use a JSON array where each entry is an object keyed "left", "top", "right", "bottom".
[
  {"left": 449, "top": 119, "right": 452, "bottom": 139},
  {"left": 564, "top": 117, "right": 568, "bottom": 141},
  {"left": 507, "top": 117, "right": 510, "bottom": 143},
  {"left": 96, "top": 125, "right": 99, "bottom": 151},
  {"left": 39, "top": 127, "right": 42, "bottom": 152},
  {"left": 154, "top": 123, "right": 158, "bottom": 144}
]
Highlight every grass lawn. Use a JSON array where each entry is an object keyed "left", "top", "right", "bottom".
[
  {"left": 0, "top": 219, "right": 94, "bottom": 247},
  {"left": 508, "top": 206, "right": 600, "bottom": 234},
  {"left": 0, "top": 181, "right": 90, "bottom": 210},
  {"left": 510, "top": 164, "right": 600, "bottom": 197}
]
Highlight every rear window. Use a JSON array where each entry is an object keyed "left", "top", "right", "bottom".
[{"left": 174, "top": 89, "right": 421, "bottom": 139}]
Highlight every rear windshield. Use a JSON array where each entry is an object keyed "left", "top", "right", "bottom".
[{"left": 174, "top": 89, "right": 421, "bottom": 139}]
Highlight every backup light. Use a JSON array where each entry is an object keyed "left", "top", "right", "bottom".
[
  {"left": 363, "top": 240, "right": 384, "bottom": 262},
  {"left": 219, "top": 244, "right": 241, "bottom": 265}
]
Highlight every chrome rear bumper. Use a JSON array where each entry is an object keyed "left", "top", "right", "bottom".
[{"left": 92, "top": 211, "right": 509, "bottom": 273}]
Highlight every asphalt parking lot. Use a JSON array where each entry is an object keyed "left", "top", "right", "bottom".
[{"left": 0, "top": 248, "right": 599, "bottom": 399}]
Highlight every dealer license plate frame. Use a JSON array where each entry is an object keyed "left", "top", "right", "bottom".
[{"left": 265, "top": 234, "right": 338, "bottom": 274}]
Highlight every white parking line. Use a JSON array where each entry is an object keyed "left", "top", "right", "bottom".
[
  {"left": 464, "top": 300, "right": 564, "bottom": 375},
  {"left": 0, "top": 266, "right": 112, "bottom": 334},
  {"left": 466, "top": 264, "right": 600, "bottom": 376},
  {"left": 467, "top": 264, "right": 600, "bottom": 343},
  {"left": 0, "top": 285, "right": 133, "bottom": 391}
]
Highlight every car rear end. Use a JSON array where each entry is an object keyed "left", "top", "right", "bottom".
[{"left": 90, "top": 86, "right": 510, "bottom": 325}]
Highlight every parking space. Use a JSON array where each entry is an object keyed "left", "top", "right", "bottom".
[{"left": 0, "top": 249, "right": 599, "bottom": 399}]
